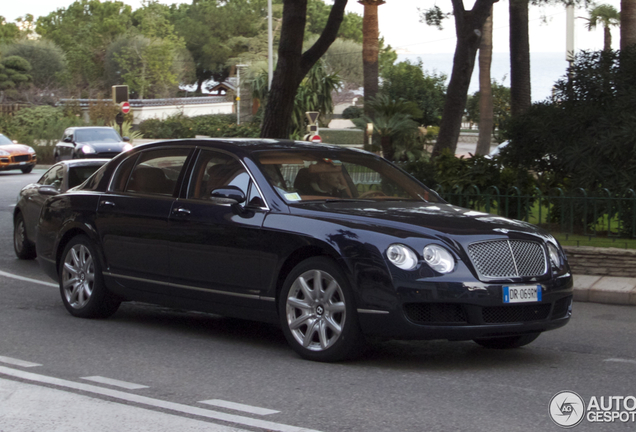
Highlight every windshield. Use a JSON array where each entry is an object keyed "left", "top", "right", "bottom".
[
  {"left": 75, "top": 129, "right": 121, "bottom": 143},
  {"left": 255, "top": 149, "right": 441, "bottom": 203},
  {"left": 0, "top": 134, "right": 13, "bottom": 145}
]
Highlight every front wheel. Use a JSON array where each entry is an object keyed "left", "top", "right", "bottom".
[
  {"left": 279, "top": 257, "right": 365, "bottom": 362},
  {"left": 59, "top": 235, "right": 120, "bottom": 319},
  {"left": 13, "top": 212, "right": 36, "bottom": 260},
  {"left": 473, "top": 332, "right": 541, "bottom": 349},
  {"left": 20, "top": 165, "right": 34, "bottom": 174}
]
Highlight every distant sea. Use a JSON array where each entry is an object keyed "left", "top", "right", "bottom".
[{"left": 398, "top": 52, "right": 571, "bottom": 102}]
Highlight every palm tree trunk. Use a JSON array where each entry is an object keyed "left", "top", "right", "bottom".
[
  {"left": 509, "top": 0, "right": 531, "bottom": 117},
  {"left": 360, "top": 1, "right": 384, "bottom": 116},
  {"left": 621, "top": 0, "right": 636, "bottom": 49},
  {"left": 476, "top": 9, "right": 493, "bottom": 156},
  {"left": 604, "top": 26, "right": 613, "bottom": 50}
]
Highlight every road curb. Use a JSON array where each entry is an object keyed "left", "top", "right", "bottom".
[{"left": 573, "top": 274, "right": 636, "bottom": 306}]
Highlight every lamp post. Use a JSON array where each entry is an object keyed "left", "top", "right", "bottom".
[{"left": 236, "top": 64, "right": 248, "bottom": 125}]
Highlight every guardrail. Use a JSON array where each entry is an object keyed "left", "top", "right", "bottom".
[{"left": 432, "top": 185, "right": 636, "bottom": 239}]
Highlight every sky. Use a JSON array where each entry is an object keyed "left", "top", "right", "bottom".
[{"left": 2, "top": 0, "right": 623, "bottom": 55}]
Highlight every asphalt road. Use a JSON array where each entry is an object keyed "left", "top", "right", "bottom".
[{"left": 1, "top": 169, "right": 635, "bottom": 432}]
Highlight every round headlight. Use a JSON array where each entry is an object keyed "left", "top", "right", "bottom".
[
  {"left": 81, "top": 145, "right": 96, "bottom": 154},
  {"left": 386, "top": 244, "right": 418, "bottom": 271},
  {"left": 548, "top": 243, "right": 561, "bottom": 269},
  {"left": 423, "top": 244, "right": 455, "bottom": 274}
]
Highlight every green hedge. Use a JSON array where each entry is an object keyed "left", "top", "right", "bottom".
[
  {"left": 319, "top": 129, "right": 364, "bottom": 145},
  {"left": 138, "top": 114, "right": 260, "bottom": 139}
]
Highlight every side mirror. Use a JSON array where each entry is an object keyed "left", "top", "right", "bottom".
[
  {"left": 210, "top": 186, "right": 246, "bottom": 204},
  {"left": 63, "top": 137, "right": 72, "bottom": 143},
  {"left": 123, "top": 136, "right": 130, "bottom": 142},
  {"left": 39, "top": 185, "right": 60, "bottom": 196}
]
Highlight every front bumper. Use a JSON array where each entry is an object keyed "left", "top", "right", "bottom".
[
  {"left": 0, "top": 155, "right": 36, "bottom": 171},
  {"left": 356, "top": 273, "right": 573, "bottom": 341}
]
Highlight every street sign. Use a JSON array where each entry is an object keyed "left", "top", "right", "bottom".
[
  {"left": 305, "top": 111, "right": 319, "bottom": 125},
  {"left": 310, "top": 135, "right": 321, "bottom": 144},
  {"left": 121, "top": 102, "right": 131, "bottom": 114},
  {"left": 112, "top": 85, "right": 129, "bottom": 103}
]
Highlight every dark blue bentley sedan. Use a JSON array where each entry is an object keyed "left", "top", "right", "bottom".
[{"left": 36, "top": 139, "right": 573, "bottom": 361}]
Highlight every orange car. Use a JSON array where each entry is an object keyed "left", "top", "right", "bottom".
[{"left": 0, "top": 133, "right": 37, "bottom": 174}]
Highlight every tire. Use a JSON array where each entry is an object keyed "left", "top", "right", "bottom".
[
  {"left": 473, "top": 332, "right": 541, "bottom": 349},
  {"left": 279, "top": 257, "right": 365, "bottom": 362},
  {"left": 59, "top": 235, "right": 120, "bottom": 319},
  {"left": 13, "top": 213, "right": 36, "bottom": 260},
  {"left": 20, "top": 165, "right": 34, "bottom": 174}
]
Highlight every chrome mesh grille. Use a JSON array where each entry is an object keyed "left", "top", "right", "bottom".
[{"left": 468, "top": 240, "right": 546, "bottom": 278}]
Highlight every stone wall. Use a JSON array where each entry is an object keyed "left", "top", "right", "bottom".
[{"left": 563, "top": 246, "right": 636, "bottom": 277}]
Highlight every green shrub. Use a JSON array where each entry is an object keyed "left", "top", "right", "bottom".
[
  {"left": 138, "top": 114, "right": 260, "bottom": 139},
  {"left": 342, "top": 106, "right": 363, "bottom": 119},
  {"left": 319, "top": 129, "right": 364, "bottom": 145}
]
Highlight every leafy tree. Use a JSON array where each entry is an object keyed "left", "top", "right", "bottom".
[
  {"left": 0, "top": 16, "right": 20, "bottom": 44},
  {"left": 585, "top": 3, "right": 621, "bottom": 50},
  {"left": 1, "top": 40, "right": 68, "bottom": 90},
  {"left": 36, "top": 0, "right": 133, "bottom": 94},
  {"left": 306, "top": 0, "right": 363, "bottom": 43},
  {"left": 322, "top": 38, "right": 363, "bottom": 87},
  {"left": 380, "top": 59, "right": 447, "bottom": 127},
  {"left": 0, "top": 56, "right": 32, "bottom": 100},
  {"left": 358, "top": 94, "right": 421, "bottom": 161},
  {"left": 260, "top": 0, "right": 349, "bottom": 139}
]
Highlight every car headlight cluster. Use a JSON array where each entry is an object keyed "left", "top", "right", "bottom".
[
  {"left": 548, "top": 243, "right": 563, "bottom": 270},
  {"left": 81, "top": 145, "right": 96, "bottom": 154},
  {"left": 386, "top": 243, "right": 455, "bottom": 273},
  {"left": 27, "top": 147, "right": 36, "bottom": 154},
  {"left": 123, "top": 143, "right": 133, "bottom": 152},
  {"left": 0, "top": 149, "right": 9, "bottom": 156}
]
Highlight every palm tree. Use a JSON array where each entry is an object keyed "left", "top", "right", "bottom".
[
  {"left": 359, "top": 0, "right": 385, "bottom": 117},
  {"left": 586, "top": 4, "right": 620, "bottom": 50},
  {"left": 509, "top": 0, "right": 531, "bottom": 117},
  {"left": 476, "top": 9, "right": 493, "bottom": 156},
  {"left": 621, "top": 0, "right": 636, "bottom": 49}
]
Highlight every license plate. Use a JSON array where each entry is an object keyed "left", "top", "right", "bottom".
[
  {"left": 503, "top": 285, "right": 542, "bottom": 303},
  {"left": 19, "top": 162, "right": 26, "bottom": 165}
]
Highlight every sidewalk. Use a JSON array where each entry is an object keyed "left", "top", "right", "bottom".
[{"left": 573, "top": 275, "right": 636, "bottom": 306}]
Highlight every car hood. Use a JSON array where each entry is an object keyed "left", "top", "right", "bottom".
[
  {"left": 0, "top": 144, "right": 32, "bottom": 154},
  {"left": 291, "top": 200, "right": 549, "bottom": 240}
]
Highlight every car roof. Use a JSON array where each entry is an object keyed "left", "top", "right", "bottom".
[{"left": 131, "top": 138, "right": 369, "bottom": 157}]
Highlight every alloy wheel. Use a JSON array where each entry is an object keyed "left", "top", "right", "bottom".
[
  {"left": 285, "top": 269, "right": 346, "bottom": 351},
  {"left": 62, "top": 244, "right": 95, "bottom": 309}
]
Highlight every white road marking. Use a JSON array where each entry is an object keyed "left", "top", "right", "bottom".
[
  {"left": 0, "top": 355, "right": 42, "bottom": 368},
  {"left": 199, "top": 399, "right": 280, "bottom": 416},
  {"left": 0, "top": 366, "right": 321, "bottom": 432},
  {"left": 81, "top": 376, "right": 149, "bottom": 390},
  {"left": 604, "top": 358, "right": 636, "bottom": 365},
  {"left": 0, "top": 269, "right": 57, "bottom": 288}
]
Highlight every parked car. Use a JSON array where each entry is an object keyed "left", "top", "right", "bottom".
[
  {"left": 36, "top": 139, "right": 573, "bottom": 362},
  {"left": 53, "top": 127, "right": 132, "bottom": 161},
  {"left": 14, "top": 159, "right": 109, "bottom": 260},
  {"left": 0, "top": 133, "right": 37, "bottom": 174}
]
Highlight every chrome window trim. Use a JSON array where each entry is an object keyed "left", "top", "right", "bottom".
[{"left": 188, "top": 147, "right": 270, "bottom": 211}]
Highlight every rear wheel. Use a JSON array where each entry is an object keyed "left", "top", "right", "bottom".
[
  {"left": 59, "top": 235, "right": 120, "bottom": 319},
  {"left": 13, "top": 213, "right": 36, "bottom": 260},
  {"left": 279, "top": 257, "right": 364, "bottom": 362},
  {"left": 473, "top": 332, "right": 540, "bottom": 349}
]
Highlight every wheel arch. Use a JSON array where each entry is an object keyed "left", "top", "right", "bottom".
[{"left": 55, "top": 225, "right": 103, "bottom": 274}]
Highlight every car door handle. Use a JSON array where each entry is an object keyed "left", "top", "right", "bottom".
[
  {"left": 99, "top": 200, "right": 115, "bottom": 208},
  {"left": 172, "top": 207, "right": 191, "bottom": 217}
]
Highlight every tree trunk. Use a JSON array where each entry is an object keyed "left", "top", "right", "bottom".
[
  {"left": 476, "top": 9, "right": 493, "bottom": 156},
  {"left": 261, "top": 0, "right": 348, "bottom": 139},
  {"left": 509, "top": 0, "right": 531, "bottom": 117},
  {"left": 360, "top": 0, "right": 384, "bottom": 116},
  {"left": 432, "top": 0, "right": 496, "bottom": 158},
  {"left": 621, "top": 0, "right": 636, "bottom": 49},
  {"left": 604, "top": 26, "right": 612, "bottom": 50},
  {"left": 380, "top": 135, "right": 393, "bottom": 160}
]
